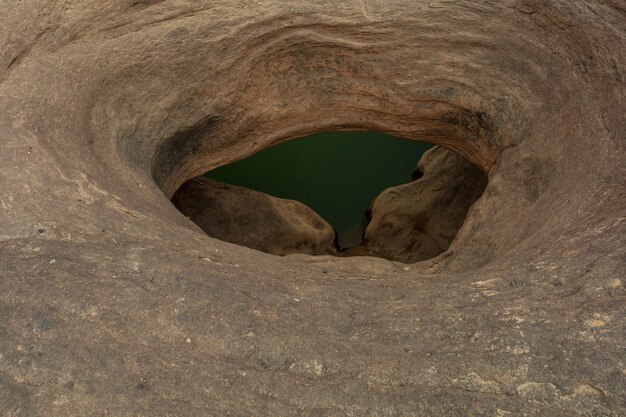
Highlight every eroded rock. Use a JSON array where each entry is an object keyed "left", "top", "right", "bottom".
[
  {"left": 0, "top": 0, "right": 624, "bottom": 415},
  {"left": 172, "top": 177, "right": 337, "bottom": 256},
  {"left": 354, "top": 146, "right": 487, "bottom": 263}
]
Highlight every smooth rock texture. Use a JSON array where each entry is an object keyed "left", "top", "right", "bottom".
[
  {"left": 172, "top": 177, "right": 337, "bottom": 256},
  {"left": 350, "top": 146, "right": 487, "bottom": 263},
  {"left": 0, "top": 1, "right": 625, "bottom": 416}
]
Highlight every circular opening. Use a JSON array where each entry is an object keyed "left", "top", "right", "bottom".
[{"left": 170, "top": 131, "right": 487, "bottom": 263}]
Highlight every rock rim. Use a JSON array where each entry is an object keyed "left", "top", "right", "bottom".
[{"left": 0, "top": 1, "right": 624, "bottom": 415}]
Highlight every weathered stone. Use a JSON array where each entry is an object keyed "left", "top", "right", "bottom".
[
  {"left": 172, "top": 177, "right": 337, "bottom": 256},
  {"left": 0, "top": 1, "right": 624, "bottom": 416},
  {"left": 352, "top": 146, "right": 487, "bottom": 263}
]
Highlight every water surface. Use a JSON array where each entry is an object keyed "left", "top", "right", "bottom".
[{"left": 205, "top": 132, "right": 431, "bottom": 248}]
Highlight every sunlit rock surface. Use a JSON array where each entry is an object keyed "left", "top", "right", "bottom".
[
  {"left": 0, "top": 0, "right": 624, "bottom": 415},
  {"left": 172, "top": 177, "right": 337, "bottom": 256}
]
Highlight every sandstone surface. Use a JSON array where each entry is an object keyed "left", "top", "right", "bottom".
[
  {"left": 172, "top": 177, "right": 337, "bottom": 256},
  {"left": 0, "top": 1, "right": 624, "bottom": 416},
  {"left": 354, "top": 146, "right": 487, "bottom": 263}
]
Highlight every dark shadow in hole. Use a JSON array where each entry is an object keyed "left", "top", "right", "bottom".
[{"left": 411, "top": 168, "right": 424, "bottom": 181}]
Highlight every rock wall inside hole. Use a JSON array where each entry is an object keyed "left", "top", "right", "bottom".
[
  {"left": 0, "top": 1, "right": 624, "bottom": 416},
  {"left": 172, "top": 136, "right": 487, "bottom": 263}
]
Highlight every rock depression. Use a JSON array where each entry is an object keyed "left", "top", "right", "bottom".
[{"left": 0, "top": 1, "right": 624, "bottom": 416}]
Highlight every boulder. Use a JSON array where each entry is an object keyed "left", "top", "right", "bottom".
[
  {"left": 172, "top": 177, "right": 337, "bottom": 256},
  {"left": 358, "top": 146, "right": 487, "bottom": 263}
]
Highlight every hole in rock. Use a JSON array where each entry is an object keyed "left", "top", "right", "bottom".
[{"left": 171, "top": 132, "right": 487, "bottom": 263}]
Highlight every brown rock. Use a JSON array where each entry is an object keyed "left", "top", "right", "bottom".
[
  {"left": 172, "top": 177, "right": 337, "bottom": 256},
  {"left": 0, "top": 1, "right": 624, "bottom": 415},
  {"left": 357, "top": 146, "right": 487, "bottom": 263}
]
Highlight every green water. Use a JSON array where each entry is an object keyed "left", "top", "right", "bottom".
[{"left": 205, "top": 132, "right": 431, "bottom": 248}]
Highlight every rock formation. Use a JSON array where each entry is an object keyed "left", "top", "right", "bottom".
[
  {"left": 352, "top": 146, "right": 487, "bottom": 263},
  {"left": 0, "top": 1, "right": 624, "bottom": 415},
  {"left": 172, "top": 177, "right": 337, "bottom": 256}
]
